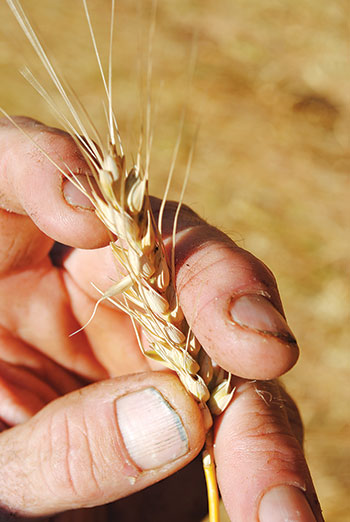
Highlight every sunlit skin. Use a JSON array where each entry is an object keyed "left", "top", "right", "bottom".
[{"left": 0, "top": 118, "right": 323, "bottom": 521}]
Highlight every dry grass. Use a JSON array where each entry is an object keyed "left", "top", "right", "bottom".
[{"left": 0, "top": 1, "right": 349, "bottom": 520}]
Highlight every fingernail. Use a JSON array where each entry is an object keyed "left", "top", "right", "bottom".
[
  {"left": 62, "top": 174, "right": 95, "bottom": 209},
  {"left": 259, "top": 485, "right": 317, "bottom": 521},
  {"left": 116, "top": 387, "right": 189, "bottom": 470},
  {"left": 229, "top": 294, "right": 297, "bottom": 344}
]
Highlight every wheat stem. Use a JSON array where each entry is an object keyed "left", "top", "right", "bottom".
[{"left": 203, "top": 431, "right": 220, "bottom": 522}]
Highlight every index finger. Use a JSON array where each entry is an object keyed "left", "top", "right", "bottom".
[{"left": 154, "top": 200, "right": 299, "bottom": 380}]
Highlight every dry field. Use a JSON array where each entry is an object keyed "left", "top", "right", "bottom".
[{"left": 0, "top": 1, "right": 349, "bottom": 520}]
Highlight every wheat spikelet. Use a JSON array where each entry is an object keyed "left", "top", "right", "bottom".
[
  {"left": 5, "top": 1, "right": 236, "bottom": 520},
  {"left": 81, "top": 138, "right": 235, "bottom": 414}
]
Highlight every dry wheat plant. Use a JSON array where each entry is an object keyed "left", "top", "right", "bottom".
[{"left": 2, "top": 0, "right": 236, "bottom": 520}]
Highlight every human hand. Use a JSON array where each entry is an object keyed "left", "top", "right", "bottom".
[{"left": 0, "top": 117, "right": 323, "bottom": 521}]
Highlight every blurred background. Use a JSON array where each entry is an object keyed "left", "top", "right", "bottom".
[{"left": 0, "top": 1, "right": 349, "bottom": 520}]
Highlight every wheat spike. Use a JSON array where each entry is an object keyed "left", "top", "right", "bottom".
[{"left": 5, "top": 1, "right": 235, "bottom": 520}]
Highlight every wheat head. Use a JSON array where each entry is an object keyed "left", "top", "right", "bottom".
[{"left": 5, "top": 1, "right": 236, "bottom": 520}]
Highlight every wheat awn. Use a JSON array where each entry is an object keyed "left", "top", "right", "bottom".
[{"left": 4, "top": 1, "right": 236, "bottom": 520}]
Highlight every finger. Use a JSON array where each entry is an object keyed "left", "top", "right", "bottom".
[
  {"left": 62, "top": 264, "right": 150, "bottom": 376},
  {"left": 0, "top": 258, "right": 108, "bottom": 382},
  {"left": 0, "top": 325, "right": 86, "bottom": 426},
  {"left": 0, "top": 358, "right": 58, "bottom": 426},
  {"left": 159, "top": 202, "right": 299, "bottom": 379},
  {"left": 61, "top": 200, "right": 299, "bottom": 380},
  {"left": 0, "top": 372, "right": 205, "bottom": 518},
  {"left": 214, "top": 379, "right": 323, "bottom": 521},
  {"left": 0, "top": 116, "right": 109, "bottom": 273}
]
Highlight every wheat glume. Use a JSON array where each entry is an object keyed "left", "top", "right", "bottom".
[{"left": 5, "top": 1, "right": 236, "bottom": 520}]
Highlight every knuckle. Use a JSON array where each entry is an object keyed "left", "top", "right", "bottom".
[
  {"left": 230, "top": 381, "right": 307, "bottom": 474},
  {"left": 278, "top": 383, "right": 304, "bottom": 445},
  {"left": 40, "top": 410, "right": 102, "bottom": 506}
]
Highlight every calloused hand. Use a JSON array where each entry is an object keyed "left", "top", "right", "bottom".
[{"left": 0, "top": 117, "right": 323, "bottom": 521}]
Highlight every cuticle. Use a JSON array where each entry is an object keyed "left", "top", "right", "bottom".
[
  {"left": 227, "top": 292, "right": 297, "bottom": 345},
  {"left": 229, "top": 289, "right": 273, "bottom": 308},
  {"left": 61, "top": 173, "right": 96, "bottom": 211},
  {"left": 226, "top": 290, "right": 272, "bottom": 327}
]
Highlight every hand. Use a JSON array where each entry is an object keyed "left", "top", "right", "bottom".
[{"left": 0, "top": 117, "right": 323, "bottom": 521}]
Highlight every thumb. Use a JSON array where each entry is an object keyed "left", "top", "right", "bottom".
[{"left": 0, "top": 372, "right": 205, "bottom": 518}]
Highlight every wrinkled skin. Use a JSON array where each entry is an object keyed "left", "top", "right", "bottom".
[{"left": 0, "top": 118, "right": 323, "bottom": 521}]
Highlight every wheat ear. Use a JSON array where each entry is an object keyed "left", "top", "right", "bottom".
[{"left": 5, "top": 1, "right": 236, "bottom": 520}]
